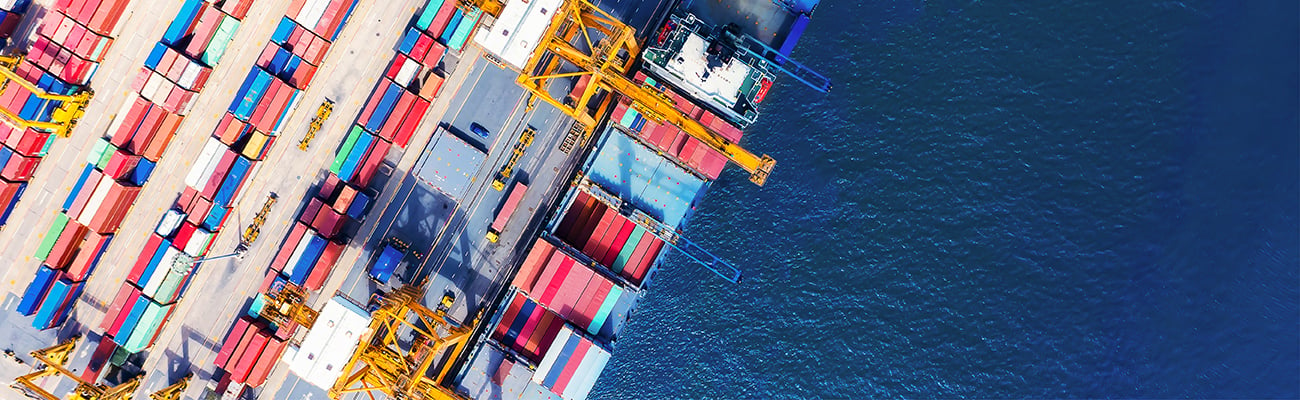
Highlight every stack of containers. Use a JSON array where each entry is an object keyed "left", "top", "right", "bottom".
[
  {"left": 550, "top": 190, "right": 665, "bottom": 286},
  {"left": 506, "top": 238, "right": 636, "bottom": 343},
  {"left": 0, "top": 0, "right": 31, "bottom": 43},
  {"left": 213, "top": 315, "right": 288, "bottom": 387},
  {"left": 0, "top": 0, "right": 138, "bottom": 226},
  {"left": 490, "top": 290, "right": 565, "bottom": 364},
  {"left": 529, "top": 325, "right": 611, "bottom": 400},
  {"left": 209, "top": 0, "right": 470, "bottom": 386},
  {"left": 23, "top": 0, "right": 256, "bottom": 335},
  {"left": 92, "top": 0, "right": 359, "bottom": 354},
  {"left": 17, "top": 265, "right": 85, "bottom": 329},
  {"left": 607, "top": 72, "right": 746, "bottom": 180}
]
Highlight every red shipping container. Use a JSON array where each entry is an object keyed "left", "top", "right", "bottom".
[
  {"left": 270, "top": 222, "right": 308, "bottom": 272},
  {"left": 110, "top": 98, "right": 149, "bottom": 147},
  {"left": 332, "top": 185, "right": 355, "bottom": 214},
  {"left": 248, "top": 80, "right": 281, "bottom": 131},
  {"left": 512, "top": 240, "right": 555, "bottom": 290},
  {"left": 354, "top": 138, "right": 390, "bottom": 187},
  {"left": 427, "top": 1, "right": 457, "bottom": 36},
  {"left": 128, "top": 234, "right": 164, "bottom": 283},
  {"left": 99, "top": 284, "right": 134, "bottom": 332},
  {"left": 9, "top": 128, "right": 51, "bottom": 156},
  {"left": 393, "top": 97, "right": 429, "bottom": 148},
  {"left": 176, "top": 186, "right": 198, "bottom": 214},
  {"left": 66, "top": 231, "right": 109, "bottom": 280},
  {"left": 102, "top": 150, "right": 140, "bottom": 180},
  {"left": 245, "top": 336, "right": 287, "bottom": 387},
  {"left": 230, "top": 329, "right": 269, "bottom": 383},
  {"left": 384, "top": 55, "right": 405, "bottom": 80},
  {"left": 286, "top": 0, "right": 307, "bottom": 19},
  {"left": 2, "top": 152, "right": 40, "bottom": 181},
  {"left": 254, "top": 44, "right": 277, "bottom": 70},
  {"left": 88, "top": 0, "right": 130, "bottom": 36},
  {"left": 221, "top": 0, "right": 254, "bottom": 19},
  {"left": 492, "top": 294, "right": 525, "bottom": 341},
  {"left": 46, "top": 223, "right": 88, "bottom": 269},
  {"left": 289, "top": 62, "right": 317, "bottom": 88},
  {"left": 143, "top": 113, "right": 184, "bottom": 161},
  {"left": 130, "top": 104, "right": 168, "bottom": 154},
  {"left": 304, "top": 35, "right": 327, "bottom": 65},
  {"left": 410, "top": 31, "right": 432, "bottom": 61},
  {"left": 106, "top": 287, "right": 142, "bottom": 338},
  {"left": 536, "top": 256, "right": 571, "bottom": 304},
  {"left": 257, "top": 83, "right": 295, "bottom": 133},
  {"left": 422, "top": 42, "right": 446, "bottom": 67},
  {"left": 356, "top": 85, "right": 387, "bottom": 127},
  {"left": 224, "top": 322, "right": 258, "bottom": 373},
  {"left": 94, "top": 186, "right": 140, "bottom": 234},
  {"left": 298, "top": 198, "right": 322, "bottom": 225},
  {"left": 303, "top": 240, "right": 344, "bottom": 291},
  {"left": 379, "top": 91, "right": 415, "bottom": 141},
  {"left": 311, "top": 206, "right": 343, "bottom": 238},
  {"left": 184, "top": 7, "right": 223, "bottom": 57},
  {"left": 214, "top": 317, "right": 252, "bottom": 369},
  {"left": 172, "top": 221, "right": 197, "bottom": 248},
  {"left": 318, "top": 173, "right": 341, "bottom": 201},
  {"left": 202, "top": 150, "right": 237, "bottom": 199}
]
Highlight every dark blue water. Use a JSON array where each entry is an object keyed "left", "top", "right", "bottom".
[{"left": 593, "top": 1, "right": 1298, "bottom": 398}]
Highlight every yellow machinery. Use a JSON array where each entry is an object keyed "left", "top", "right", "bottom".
[
  {"left": 299, "top": 100, "right": 335, "bottom": 150},
  {"left": 9, "top": 337, "right": 189, "bottom": 400},
  {"left": 259, "top": 282, "right": 321, "bottom": 329},
  {"left": 329, "top": 285, "right": 474, "bottom": 400},
  {"left": 492, "top": 126, "right": 536, "bottom": 191},
  {"left": 0, "top": 55, "right": 93, "bottom": 137},
  {"left": 509, "top": 0, "right": 777, "bottom": 185},
  {"left": 240, "top": 193, "right": 278, "bottom": 248}
]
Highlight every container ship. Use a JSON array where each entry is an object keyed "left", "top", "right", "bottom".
[{"left": 0, "top": 0, "right": 826, "bottom": 398}]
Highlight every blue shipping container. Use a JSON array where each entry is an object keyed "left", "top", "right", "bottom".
[
  {"left": 272, "top": 88, "right": 302, "bottom": 133},
  {"left": 63, "top": 164, "right": 96, "bottom": 211},
  {"left": 145, "top": 42, "right": 168, "bottom": 70},
  {"left": 543, "top": 334, "right": 580, "bottom": 387},
  {"left": 31, "top": 279, "right": 72, "bottom": 330},
  {"left": 346, "top": 191, "right": 371, "bottom": 219},
  {"left": 17, "top": 265, "right": 57, "bottom": 316},
  {"left": 330, "top": 0, "right": 360, "bottom": 41},
  {"left": 0, "top": 146, "right": 12, "bottom": 172},
  {"left": 503, "top": 299, "right": 534, "bottom": 345},
  {"left": 447, "top": 10, "right": 479, "bottom": 51},
  {"left": 398, "top": 28, "right": 419, "bottom": 54},
  {"left": 202, "top": 206, "right": 229, "bottom": 231},
  {"left": 47, "top": 281, "right": 84, "bottom": 329},
  {"left": 440, "top": 9, "right": 463, "bottom": 43},
  {"left": 289, "top": 234, "right": 327, "bottom": 284},
  {"left": 113, "top": 296, "right": 149, "bottom": 345},
  {"left": 214, "top": 156, "right": 252, "bottom": 206},
  {"left": 338, "top": 133, "right": 374, "bottom": 180},
  {"left": 364, "top": 83, "right": 402, "bottom": 132},
  {"left": 132, "top": 159, "right": 156, "bottom": 186},
  {"left": 138, "top": 238, "right": 172, "bottom": 287},
  {"left": 162, "top": 0, "right": 203, "bottom": 45},
  {"left": 271, "top": 17, "right": 295, "bottom": 44},
  {"left": 0, "top": 182, "right": 25, "bottom": 226}
]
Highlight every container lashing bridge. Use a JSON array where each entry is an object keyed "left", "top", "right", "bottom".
[{"left": 573, "top": 173, "right": 743, "bottom": 283}]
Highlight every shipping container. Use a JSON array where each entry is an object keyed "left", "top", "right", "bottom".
[
  {"left": 489, "top": 182, "right": 528, "bottom": 241},
  {"left": 214, "top": 317, "right": 252, "bottom": 369},
  {"left": 17, "top": 265, "right": 57, "bottom": 316}
]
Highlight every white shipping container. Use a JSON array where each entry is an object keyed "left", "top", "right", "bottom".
[
  {"left": 54, "top": 18, "right": 74, "bottom": 43},
  {"left": 296, "top": 0, "right": 328, "bottom": 33},
  {"left": 395, "top": 60, "right": 421, "bottom": 88},
  {"left": 194, "top": 144, "right": 229, "bottom": 192},
  {"left": 281, "top": 230, "right": 316, "bottom": 279},
  {"left": 141, "top": 71, "right": 163, "bottom": 102},
  {"left": 562, "top": 342, "right": 610, "bottom": 400},
  {"left": 150, "top": 74, "right": 174, "bottom": 105},
  {"left": 184, "top": 137, "right": 224, "bottom": 188},
  {"left": 184, "top": 228, "right": 212, "bottom": 256},
  {"left": 74, "top": 175, "right": 113, "bottom": 226},
  {"left": 105, "top": 92, "right": 140, "bottom": 144},
  {"left": 143, "top": 246, "right": 181, "bottom": 299},
  {"left": 179, "top": 61, "right": 202, "bottom": 90},
  {"left": 156, "top": 209, "right": 185, "bottom": 237}
]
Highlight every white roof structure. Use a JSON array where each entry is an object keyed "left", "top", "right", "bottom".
[
  {"left": 290, "top": 296, "right": 372, "bottom": 389},
  {"left": 474, "top": 0, "right": 564, "bottom": 70}
]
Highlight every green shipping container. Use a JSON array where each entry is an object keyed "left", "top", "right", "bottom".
[
  {"left": 611, "top": 226, "right": 646, "bottom": 274},
  {"left": 330, "top": 125, "right": 363, "bottom": 174},
  {"left": 203, "top": 16, "right": 242, "bottom": 66},
  {"left": 34, "top": 214, "right": 70, "bottom": 260},
  {"left": 153, "top": 268, "right": 187, "bottom": 304},
  {"left": 86, "top": 138, "right": 109, "bottom": 165},
  {"left": 123, "top": 300, "right": 173, "bottom": 353},
  {"left": 416, "top": 0, "right": 445, "bottom": 30},
  {"left": 96, "top": 142, "right": 117, "bottom": 170}
]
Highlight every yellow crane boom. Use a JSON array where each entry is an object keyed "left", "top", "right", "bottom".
[{"left": 0, "top": 55, "right": 93, "bottom": 137}]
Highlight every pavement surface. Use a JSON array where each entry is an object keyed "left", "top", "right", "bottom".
[{"left": 0, "top": 0, "right": 684, "bottom": 398}]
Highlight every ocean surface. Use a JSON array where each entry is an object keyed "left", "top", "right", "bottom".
[{"left": 592, "top": 1, "right": 1299, "bottom": 398}]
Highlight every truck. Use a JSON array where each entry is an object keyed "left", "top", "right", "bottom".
[
  {"left": 491, "top": 126, "right": 535, "bottom": 191},
  {"left": 486, "top": 182, "right": 527, "bottom": 243}
]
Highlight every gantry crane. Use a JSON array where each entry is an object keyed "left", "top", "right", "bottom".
[
  {"left": 329, "top": 284, "right": 475, "bottom": 400},
  {"left": 466, "top": 0, "right": 777, "bottom": 185},
  {"left": 9, "top": 337, "right": 189, "bottom": 400},
  {"left": 0, "top": 55, "right": 93, "bottom": 137},
  {"left": 258, "top": 282, "right": 320, "bottom": 329}
]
